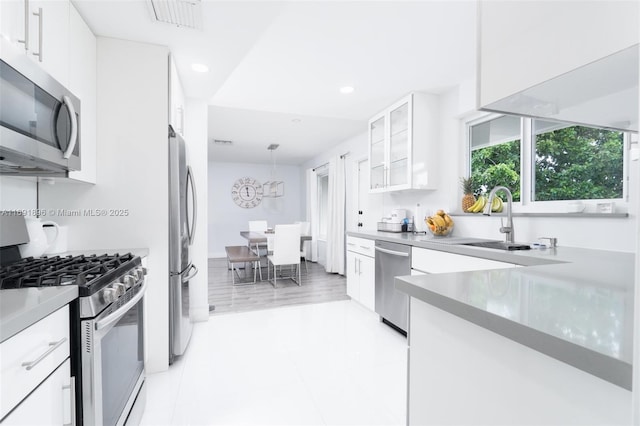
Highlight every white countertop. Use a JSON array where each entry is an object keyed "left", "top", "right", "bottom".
[
  {"left": 0, "top": 286, "right": 78, "bottom": 343},
  {"left": 348, "top": 230, "right": 634, "bottom": 390}
]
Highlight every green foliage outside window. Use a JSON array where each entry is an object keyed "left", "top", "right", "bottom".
[
  {"left": 534, "top": 126, "right": 623, "bottom": 201},
  {"left": 470, "top": 121, "right": 624, "bottom": 203},
  {"left": 471, "top": 140, "right": 521, "bottom": 201}
]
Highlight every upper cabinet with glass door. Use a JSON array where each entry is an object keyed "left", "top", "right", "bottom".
[{"left": 368, "top": 93, "right": 437, "bottom": 193}]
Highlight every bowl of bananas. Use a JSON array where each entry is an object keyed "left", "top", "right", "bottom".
[{"left": 425, "top": 210, "right": 454, "bottom": 236}]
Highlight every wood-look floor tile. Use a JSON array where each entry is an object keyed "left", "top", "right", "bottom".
[{"left": 208, "top": 257, "right": 349, "bottom": 315}]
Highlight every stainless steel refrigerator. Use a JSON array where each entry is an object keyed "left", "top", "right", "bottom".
[{"left": 168, "top": 125, "right": 198, "bottom": 364}]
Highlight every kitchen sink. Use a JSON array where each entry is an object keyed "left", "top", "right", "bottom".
[{"left": 462, "top": 241, "right": 531, "bottom": 251}]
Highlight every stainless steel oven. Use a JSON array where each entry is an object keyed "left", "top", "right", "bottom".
[
  {"left": 81, "top": 276, "right": 147, "bottom": 426},
  {"left": 0, "top": 38, "right": 80, "bottom": 175}
]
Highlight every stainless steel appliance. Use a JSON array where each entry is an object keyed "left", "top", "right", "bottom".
[
  {"left": 375, "top": 240, "right": 411, "bottom": 334},
  {"left": 0, "top": 244, "right": 147, "bottom": 426},
  {"left": 168, "top": 126, "right": 198, "bottom": 363},
  {"left": 0, "top": 40, "right": 81, "bottom": 175}
]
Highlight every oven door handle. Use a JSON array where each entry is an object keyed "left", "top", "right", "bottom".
[{"left": 95, "top": 280, "right": 147, "bottom": 332}]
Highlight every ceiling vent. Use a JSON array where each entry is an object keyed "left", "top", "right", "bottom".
[{"left": 148, "top": 0, "right": 202, "bottom": 30}]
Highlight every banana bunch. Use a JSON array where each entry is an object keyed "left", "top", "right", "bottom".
[
  {"left": 465, "top": 196, "right": 503, "bottom": 213},
  {"left": 425, "top": 209, "right": 454, "bottom": 236}
]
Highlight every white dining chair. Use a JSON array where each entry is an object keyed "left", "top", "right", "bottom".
[
  {"left": 295, "top": 221, "right": 310, "bottom": 274},
  {"left": 267, "top": 224, "right": 301, "bottom": 288}
]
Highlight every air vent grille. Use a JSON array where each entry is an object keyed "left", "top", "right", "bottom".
[
  {"left": 84, "top": 322, "right": 92, "bottom": 353},
  {"left": 149, "top": 0, "right": 202, "bottom": 29},
  {"left": 212, "top": 139, "right": 233, "bottom": 145}
]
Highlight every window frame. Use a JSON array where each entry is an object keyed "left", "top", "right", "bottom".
[{"left": 466, "top": 113, "right": 630, "bottom": 213}]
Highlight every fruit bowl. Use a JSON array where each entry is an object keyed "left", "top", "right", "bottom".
[
  {"left": 426, "top": 223, "right": 454, "bottom": 236},
  {"left": 425, "top": 210, "right": 454, "bottom": 236}
]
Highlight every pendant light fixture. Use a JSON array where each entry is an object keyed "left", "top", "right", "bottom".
[{"left": 264, "top": 144, "right": 284, "bottom": 198}]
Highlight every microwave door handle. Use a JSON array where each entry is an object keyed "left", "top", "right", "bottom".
[
  {"left": 62, "top": 95, "right": 78, "bottom": 159},
  {"left": 186, "top": 165, "right": 197, "bottom": 245},
  {"left": 95, "top": 280, "right": 147, "bottom": 334}
]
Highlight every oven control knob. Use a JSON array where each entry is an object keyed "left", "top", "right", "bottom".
[
  {"left": 124, "top": 275, "right": 136, "bottom": 288},
  {"left": 113, "top": 282, "right": 126, "bottom": 296},
  {"left": 102, "top": 288, "right": 118, "bottom": 304}
]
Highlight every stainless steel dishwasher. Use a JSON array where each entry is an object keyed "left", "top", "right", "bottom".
[{"left": 375, "top": 240, "right": 411, "bottom": 334}]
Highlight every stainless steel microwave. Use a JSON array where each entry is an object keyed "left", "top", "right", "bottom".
[{"left": 0, "top": 41, "right": 80, "bottom": 176}]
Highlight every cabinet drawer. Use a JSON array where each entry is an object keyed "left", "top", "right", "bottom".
[
  {"left": 1, "top": 305, "right": 70, "bottom": 420},
  {"left": 412, "top": 247, "right": 515, "bottom": 274},
  {"left": 346, "top": 236, "right": 375, "bottom": 257}
]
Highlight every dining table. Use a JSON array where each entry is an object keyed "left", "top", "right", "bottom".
[{"left": 240, "top": 231, "right": 312, "bottom": 253}]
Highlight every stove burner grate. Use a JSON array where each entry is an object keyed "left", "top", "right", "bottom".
[{"left": 0, "top": 253, "right": 137, "bottom": 292}]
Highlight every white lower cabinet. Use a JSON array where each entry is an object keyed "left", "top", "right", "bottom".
[
  {"left": 346, "top": 236, "right": 375, "bottom": 311},
  {"left": 2, "top": 360, "right": 72, "bottom": 425},
  {"left": 0, "top": 306, "right": 72, "bottom": 424}
]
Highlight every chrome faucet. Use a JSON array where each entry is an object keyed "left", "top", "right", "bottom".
[{"left": 483, "top": 186, "right": 514, "bottom": 243}]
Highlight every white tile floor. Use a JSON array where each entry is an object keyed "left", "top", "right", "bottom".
[{"left": 141, "top": 300, "right": 407, "bottom": 425}]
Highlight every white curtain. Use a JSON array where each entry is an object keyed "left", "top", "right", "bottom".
[
  {"left": 325, "top": 156, "right": 346, "bottom": 274},
  {"left": 306, "top": 168, "right": 319, "bottom": 262}
]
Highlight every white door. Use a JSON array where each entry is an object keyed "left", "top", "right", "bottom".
[{"left": 357, "top": 159, "right": 383, "bottom": 230}]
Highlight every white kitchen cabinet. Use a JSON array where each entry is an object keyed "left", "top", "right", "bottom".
[
  {"left": 0, "top": 1, "right": 28, "bottom": 52},
  {"left": 1, "top": 360, "right": 72, "bottom": 425},
  {"left": 66, "top": 2, "right": 96, "bottom": 184},
  {"left": 0, "top": 305, "right": 71, "bottom": 422},
  {"left": 28, "top": 0, "right": 69, "bottom": 86},
  {"left": 169, "top": 55, "right": 186, "bottom": 136},
  {"left": 478, "top": 1, "right": 638, "bottom": 109},
  {"left": 368, "top": 92, "right": 437, "bottom": 193},
  {"left": 408, "top": 297, "right": 632, "bottom": 425},
  {"left": 0, "top": 0, "right": 70, "bottom": 85},
  {"left": 346, "top": 236, "right": 375, "bottom": 311},
  {"left": 411, "top": 247, "right": 516, "bottom": 274}
]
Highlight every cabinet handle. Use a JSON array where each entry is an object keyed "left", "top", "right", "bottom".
[
  {"left": 358, "top": 258, "right": 362, "bottom": 275},
  {"left": 32, "top": 7, "right": 42, "bottom": 62},
  {"left": 62, "top": 376, "right": 76, "bottom": 426},
  {"left": 21, "top": 337, "right": 67, "bottom": 370},
  {"left": 18, "top": 0, "right": 29, "bottom": 50}
]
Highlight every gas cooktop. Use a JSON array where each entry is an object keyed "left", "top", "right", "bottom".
[{"left": 0, "top": 253, "right": 140, "bottom": 296}]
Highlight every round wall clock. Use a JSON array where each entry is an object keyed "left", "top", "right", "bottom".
[{"left": 231, "top": 177, "right": 264, "bottom": 209}]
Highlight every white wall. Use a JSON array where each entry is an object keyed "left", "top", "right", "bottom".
[
  {"left": 184, "top": 99, "right": 209, "bottom": 322},
  {"left": 0, "top": 177, "right": 37, "bottom": 210},
  {"left": 304, "top": 86, "right": 638, "bottom": 253},
  {"left": 207, "top": 162, "right": 302, "bottom": 257},
  {"left": 38, "top": 37, "right": 171, "bottom": 373}
]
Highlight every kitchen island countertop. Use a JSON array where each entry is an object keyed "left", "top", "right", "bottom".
[{"left": 348, "top": 230, "right": 634, "bottom": 390}]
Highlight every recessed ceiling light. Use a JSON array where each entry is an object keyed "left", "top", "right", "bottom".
[
  {"left": 191, "top": 63, "right": 209, "bottom": 73},
  {"left": 340, "top": 86, "right": 354, "bottom": 94},
  {"left": 292, "top": 118, "right": 302, "bottom": 123}
]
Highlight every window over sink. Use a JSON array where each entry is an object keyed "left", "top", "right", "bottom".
[{"left": 467, "top": 113, "right": 630, "bottom": 211}]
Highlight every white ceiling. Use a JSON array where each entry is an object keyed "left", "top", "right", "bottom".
[{"left": 73, "top": 0, "right": 477, "bottom": 165}]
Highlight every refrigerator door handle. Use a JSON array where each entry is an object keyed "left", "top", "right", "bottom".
[
  {"left": 181, "top": 263, "right": 198, "bottom": 283},
  {"left": 186, "top": 165, "right": 197, "bottom": 245}
]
